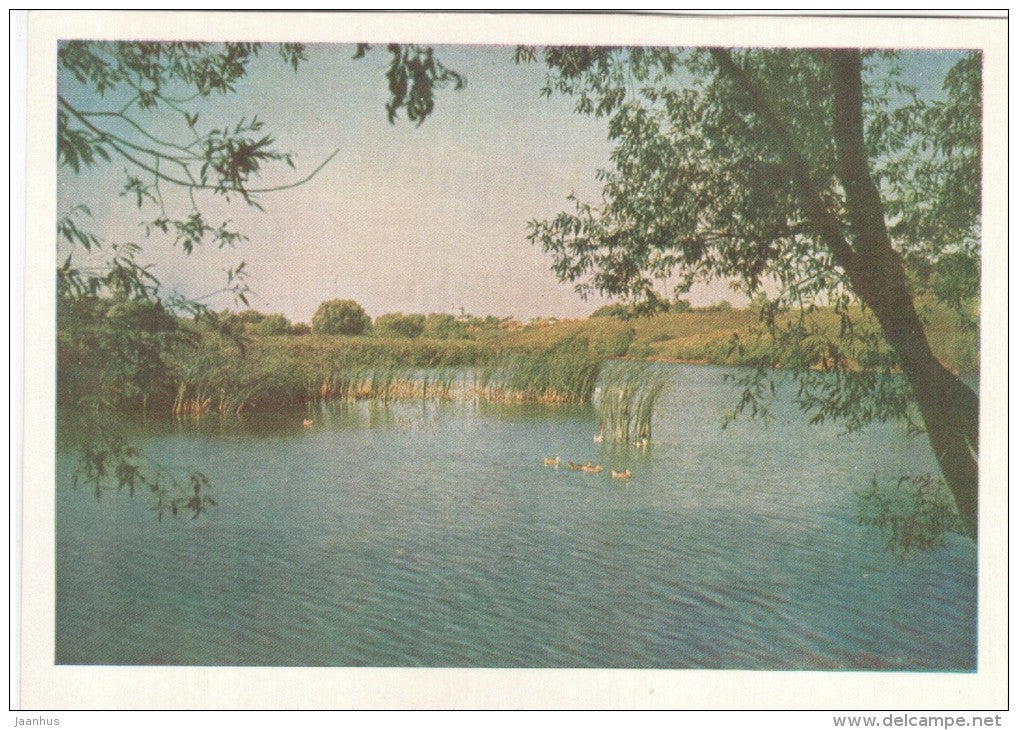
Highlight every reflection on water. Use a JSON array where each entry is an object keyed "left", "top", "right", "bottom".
[{"left": 56, "top": 364, "right": 976, "bottom": 669}]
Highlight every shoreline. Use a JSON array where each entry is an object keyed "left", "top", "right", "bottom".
[{"left": 57, "top": 304, "right": 979, "bottom": 417}]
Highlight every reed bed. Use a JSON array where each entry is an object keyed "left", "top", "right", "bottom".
[
  {"left": 317, "top": 365, "right": 462, "bottom": 403},
  {"left": 478, "top": 337, "right": 602, "bottom": 404},
  {"left": 595, "top": 361, "right": 668, "bottom": 443},
  {"left": 165, "top": 328, "right": 678, "bottom": 420},
  {"left": 168, "top": 334, "right": 606, "bottom": 415}
]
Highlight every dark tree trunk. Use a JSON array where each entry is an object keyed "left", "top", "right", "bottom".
[
  {"left": 829, "top": 50, "right": 979, "bottom": 539},
  {"left": 711, "top": 48, "right": 980, "bottom": 538}
]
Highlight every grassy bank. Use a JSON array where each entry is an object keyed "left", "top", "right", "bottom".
[{"left": 499, "top": 301, "right": 977, "bottom": 377}]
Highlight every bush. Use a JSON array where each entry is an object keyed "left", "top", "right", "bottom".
[
  {"left": 234, "top": 309, "right": 267, "bottom": 326},
  {"left": 590, "top": 303, "right": 631, "bottom": 318},
  {"left": 253, "top": 313, "right": 291, "bottom": 336},
  {"left": 374, "top": 312, "right": 426, "bottom": 338},
  {"left": 290, "top": 322, "right": 311, "bottom": 335},
  {"left": 312, "top": 299, "right": 371, "bottom": 335}
]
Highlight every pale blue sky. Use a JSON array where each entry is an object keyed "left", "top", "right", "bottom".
[
  {"left": 57, "top": 45, "right": 965, "bottom": 323},
  {"left": 59, "top": 44, "right": 622, "bottom": 322}
]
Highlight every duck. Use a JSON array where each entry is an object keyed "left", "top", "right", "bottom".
[
  {"left": 543, "top": 456, "right": 561, "bottom": 467},
  {"left": 581, "top": 462, "right": 603, "bottom": 474},
  {"left": 567, "top": 461, "right": 584, "bottom": 471},
  {"left": 302, "top": 419, "right": 313, "bottom": 428},
  {"left": 611, "top": 469, "right": 632, "bottom": 480}
]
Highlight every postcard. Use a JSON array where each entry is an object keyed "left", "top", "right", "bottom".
[{"left": 16, "top": 10, "right": 1008, "bottom": 711}]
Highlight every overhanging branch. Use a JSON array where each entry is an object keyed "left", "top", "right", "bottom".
[{"left": 58, "top": 95, "right": 343, "bottom": 198}]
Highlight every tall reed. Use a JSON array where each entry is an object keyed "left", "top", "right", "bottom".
[
  {"left": 478, "top": 336, "right": 601, "bottom": 404},
  {"left": 165, "top": 330, "right": 614, "bottom": 415},
  {"left": 595, "top": 361, "right": 668, "bottom": 443}
]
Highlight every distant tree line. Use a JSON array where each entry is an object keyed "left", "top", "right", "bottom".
[
  {"left": 590, "top": 297, "right": 734, "bottom": 318},
  {"left": 213, "top": 298, "right": 514, "bottom": 340},
  {"left": 218, "top": 295, "right": 743, "bottom": 338}
]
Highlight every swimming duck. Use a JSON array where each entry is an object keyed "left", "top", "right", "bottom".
[
  {"left": 543, "top": 456, "right": 561, "bottom": 467},
  {"left": 581, "top": 462, "right": 603, "bottom": 474},
  {"left": 567, "top": 461, "right": 584, "bottom": 471},
  {"left": 302, "top": 419, "right": 313, "bottom": 428},
  {"left": 611, "top": 469, "right": 632, "bottom": 480}
]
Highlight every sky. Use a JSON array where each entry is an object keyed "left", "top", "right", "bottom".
[{"left": 57, "top": 44, "right": 964, "bottom": 323}]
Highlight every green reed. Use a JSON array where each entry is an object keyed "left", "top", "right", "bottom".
[
  {"left": 478, "top": 336, "right": 602, "bottom": 404},
  {"left": 161, "top": 330, "right": 614, "bottom": 415},
  {"left": 595, "top": 361, "right": 668, "bottom": 443}
]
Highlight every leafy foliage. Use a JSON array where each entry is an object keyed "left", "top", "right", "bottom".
[
  {"left": 857, "top": 474, "right": 965, "bottom": 555},
  {"left": 525, "top": 48, "right": 837, "bottom": 304},
  {"left": 57, "top": 40, "right": 464, "bottom": 317},
  {"left": 355, "top": 43, "right": 467, "bottom": 125},
  {"left": 69, "top": 428, "right": 216, "bottom": 520},
  {"left": 720, "top": 300, "right": 923, "bottom": 434},
  {"left": 521, "top": 45, "right": 981, "bottom": 539},
  {"left": 58, "top": 294, "right": 195, "bottom": 412},
  {"left": 422, "top": 312, "right": 468, "bottom": 340},
  {"left": 871, "top": 52, "right": 981, "bottom": 310},
  {"left": 58, "top": 41, "right": 309, "bottom": 214},
  {"left": 522, "top": 46, "right": 979, "bottom": 432}
]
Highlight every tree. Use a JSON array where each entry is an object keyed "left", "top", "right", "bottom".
[
  {"left": 374, "top": 312, "right": 426, "bottom": 338},
  {"left": 312, "top": 299, "right": 372, "bottom": 335},
  {"left": 522, "top": 47, "right": 980, "bottom": 538}
]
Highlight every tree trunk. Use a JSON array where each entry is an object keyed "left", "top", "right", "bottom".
[
  {"left": 711, "top": 48, "right": 980, "bottom": 538},
  {"left": 830, "top": 50, "right": 979, "bottom": 539}
]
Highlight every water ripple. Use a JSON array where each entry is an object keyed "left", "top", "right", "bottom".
[{"left": 56, "top": 365, "right": 976, "bottom": 669}]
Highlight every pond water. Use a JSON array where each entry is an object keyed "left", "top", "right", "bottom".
[{"left": 55, "top": 364, "right": 976, "bottom": 669}]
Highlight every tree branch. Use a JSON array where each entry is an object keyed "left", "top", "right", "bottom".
[
  {"left": 76, "top": 108, "right": 203, "bottom": 158},
  {"left": 59, "top": 94, "right": 343, "bottom": 197},
  {"left": 708, "top": 48, "right": 860, "bottom": 280}
]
